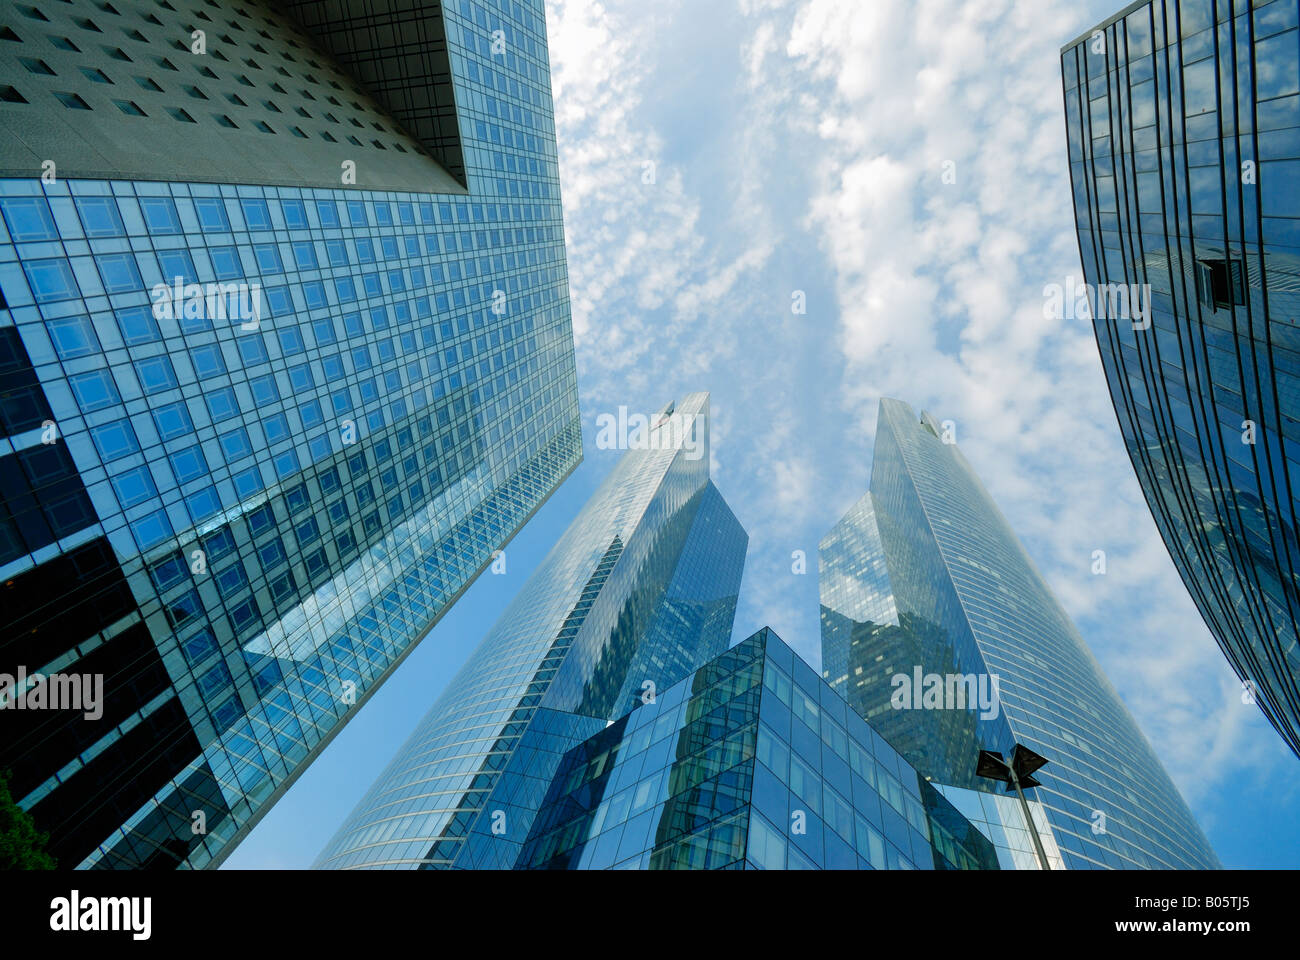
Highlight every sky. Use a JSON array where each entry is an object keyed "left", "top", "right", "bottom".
[{"left": 225, "top": 0, "right": 1300, "bottom": 869}]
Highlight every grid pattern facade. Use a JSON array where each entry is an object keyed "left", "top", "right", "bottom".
[
  {"left": 0, "top": 0, "right": 581, "bottom": 869},
  {"left": 518, "top": 628, "right": 999, "bottom": 871},
  {"left": 1063, "top": 0, "right": 1300, "bottom": 757},
  {"left": 820, "top": 398, "right": 1220, "bottom": 869},
  {"left": 314, "top": 394, "right": 751, "bottom": 869}
]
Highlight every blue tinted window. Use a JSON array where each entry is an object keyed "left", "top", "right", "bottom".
[
  {"left": 346, "top": 200, "right": 367, "bottom": 226},
  {"left": 292, "top": 241, "right": 317, "bottom": 269},
  {"left": 355, "top": 238, "right": 375, "bottom": 263},
  {"left": 282, "top": 199, "right": 308, "bottom": 228},
  {"left": 139, "top": 196, "right": 182, "bottom": 234},
  {"left": 91, "top": 419, "right": 140, "bottom": 461},
  {"left": 249, "top": 374, "right": 279, "bottom": 406},
  {"left": 325, "top": 239, "right": 348, "bottom": 266},
  {"left": 238, "top": 334, "right": 269, "bottom": 366},
  {"left": 215, "top": 560, "right": 248, "bottom": 597},
  {"left": 254, "top": 243, "right": 283, "bottom": 274},
  {"left": 313, "top": 317, "right": 337, "bottom": 345},
  {"left": 288, "top": 363, "right": 314, "bottom": 391},
  {"left": 149, "top": 552, "right": 188, "bottom": 592},
  {"left": 69, "top": 369, "right": 120, "bottom": 412},
  {"left": 265, "top": 286, "right": 292, "bottom": 317},
  {"left": 273, "top": 448, "right": 299, "bottom": 478},
  {"left": 303, "top": 281, "right": 327, "bottom": 308},
  {"left": 191, "top": 343, "right": 226, "bottom": 379},
  {"left": 263, "top": 413, "right": 290, "bottom": 442},
  {"left": 169, "top": 443, "right": 207, "bottom": 482},
  {"left": 300, "top": 398, "right": 323, "bottom": 427},
  {"left": 111, "top": 464, "right": 156, "bottom": 507},
  {"left": 194, "top": 197, "right": 230, "bottom": 232},
  {"left": 203, "top": 526, "right": 236, "bottom": 560},
  {"left": 334, "top": 276, "right": 356, "bottom": 302},
  {"left": 241, "top": 197, "right": 272, "bottom": 230},
  {"left": 316, "top": 200, "right": 339, "bottom": 227},
  {"left": 24, "top": 259, "right": 80, "bottom": 303},
  {"left": 279, "top": 326, "right": 306, "bottom": 355},
  {"left": 0, "top": 196, "right": 58, "bottom": 242},
  {"left": 233, "top": 465, "right": 263, "bottom": 498},
  {"left": 206, "top": 386, "right": 239, "bottom": 422},
  {"left": 259, "top": 537, "right": 286, "bottom": 569},
  {"left": 210, "top": 246, "right": 242, "bottom": 279},
  {"left": 96, "top": 252, "right": 143, "bottom": 293},
  {"left": 181, "top": 629, "right": 217, "bottom": 666},
  {"left": 46, "top": 316, "right": 99, "bottom": 358},
  {"left": 135, "top": 355, "right": 177, "bottom": 394},
  {"left": 152, "top": 400, "right": 194, "bottom": 439},
  {"left": 75, "top": 196, "right": 125, "bottom": 237},
  {"left": 247, "top": 503, "right": 275, "bottom": 536},
  {"left": 132, "top": 509, "right": 174, "bottom": 550},
  {"left": 157, "top": 249, "right": 197, "bottom": 283},
  {"left": 114, "top": 305, "right": 159, "bottom": 345},
  {"left": 219, "top": 427, "right": 252, "bottom": 460},
  {"left": 186, "top": 487, "right": 221, "bottom": 522}
]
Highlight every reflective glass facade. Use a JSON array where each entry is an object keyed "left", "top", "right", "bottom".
[
  {"left": 0, "top": 0, "right": 581, "bottom": 869},
  {"left": 519, "top": 628, "right": 999, "bottom": 871},
  {"left": 821, "top": 398, "right": 1220, "bottom": 868},
  {"left": 1063, "top": 0, "right": 1300, "bottom": 758},
  {"left": 315, "top": 393, "right": 750, "bottom": 868}
]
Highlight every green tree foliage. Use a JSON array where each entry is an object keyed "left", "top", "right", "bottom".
[{"left": 0, "top": 770, "right": 56, "bottom": 870}]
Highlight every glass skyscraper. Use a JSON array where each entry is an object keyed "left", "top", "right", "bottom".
[
  {"left": 820, "top": 397, "right": 1220, "bottom": 869},
  {"left": 1062, "top": 0, "right": 1300, "bottom": 758},
  {"left": 315, "top": 392, "right": 750, "bottom": 869},
  {"left": 0, "top": 0, "right": 580, "bottom": 869},
  {"left": 518, "top": 626, "right": 1002, "bottom": 871}
]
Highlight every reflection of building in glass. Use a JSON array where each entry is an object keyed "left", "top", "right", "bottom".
[
  {"left": 821, "top": 397, "right": 1219, "bottom": 868},
  {"left": 0, "top": 0, "right": 580, "bottom": 868},
  {"left": 315, "top": 394, "right": 750, "bottom": 869},
  {"left": 1062, "top": 0, "right": 1300, "bottom": 757},
  {"left": 519, "top": 628, "right": 1001, "bottom": 871}
]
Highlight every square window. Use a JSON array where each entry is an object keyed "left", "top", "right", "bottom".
[
  {"left": 54, "top": 91, "right": 91, "bottom": 110},
  {"left": 152, "top": 399, "right": 193, "bottom": 440},
  {"left": 191, "top": 198, "right": 229, "bottom": 234},
  {"left": 138, "top": 196, "right": 182, "bottom": 233},
  {"left": 169, "top": 443, "right": 207, "bottom": 482},
  {"left": 134, "top": 354, "right": 177, "bottom": 394},
  {"left": 46, "top": 316, "right": 98, "bottom": 358},
  {"left": 95, "top": 252, "right": 143, "bottom": 292},
  {"left": 24, "top": 259, "right": 79, "bottom": 303},
  {"left": 0, "top": 197, "right": 57, "bottom": 241},
  {"left": 74, "top": 196, "right": 125, "bottom": 237},
  {"left": 191, "top": 343, "right": 226, "bottom": 379}
]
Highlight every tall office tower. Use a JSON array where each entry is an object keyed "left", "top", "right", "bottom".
[
  {"left": 1062, "top": 1, "right": 1300, "bottom": 757},
  {"left": 519, "top": 627, "right": 1003, "bottom": 871},
  {"left": 315, "top": 393, "right": 749, "bottom": 869},
  {"left": 820, "top": 398, "right": 1220, "bottom": 869},
  {"left": 0, "top": 0, "right": 581, "bottom": 869}
]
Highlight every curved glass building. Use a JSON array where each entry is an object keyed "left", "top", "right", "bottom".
[
  {"left": 1062, "top": 0, "right": 1300, "bottom": 757},
  {"left": 820, "top": 398, "right": 1220, "bottom": 868}
]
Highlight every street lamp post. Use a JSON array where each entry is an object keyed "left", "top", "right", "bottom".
[{"left": 976, "top": 744, "right": 1051, "bottom": 871}]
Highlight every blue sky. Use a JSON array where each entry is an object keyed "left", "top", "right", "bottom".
[{"left": 225, "top": 0, "right": 1300, "bottom": 869}]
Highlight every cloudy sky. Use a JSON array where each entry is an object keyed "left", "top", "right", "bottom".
[{"left": 227, "top": 0, "right": 1299, "bottom": 869}]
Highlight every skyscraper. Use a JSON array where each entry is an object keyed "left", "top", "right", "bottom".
[
  {"left": 0, "top": 0, "right": 580, "bottom": 869},
  {"left": 820, "top": 398, "right": 1220, "bottom": 869},
  {"left": 315, "top": 393, "right": 750, "bottom": 869},
  {"left": 1062, "top": 0, "right": 1300, "bottom": 757},
  {"left": 518, "top": 626, "right": 1003, "bottom": 871}
]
